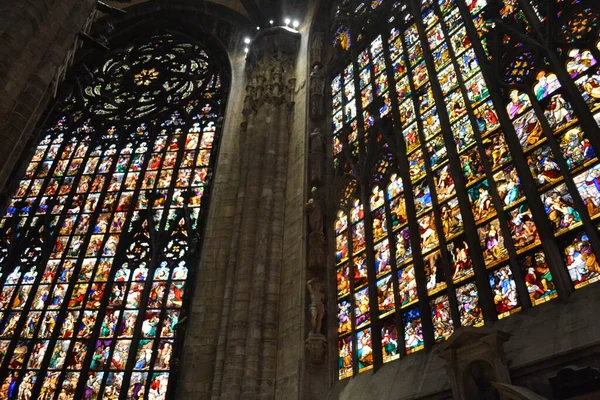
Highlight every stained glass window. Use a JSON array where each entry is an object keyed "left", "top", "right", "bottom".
[
  {"left": 330, "top": 0, "right": 600, "bottom": 379},
  {"left": 0, "top": 34, "right": 225, "bottom": 398}
]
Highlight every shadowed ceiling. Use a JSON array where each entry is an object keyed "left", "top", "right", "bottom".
[{"left": 105, "top": 0, "right": 309, "bottom": 28}]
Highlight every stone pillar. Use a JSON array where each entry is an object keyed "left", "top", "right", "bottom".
[
  {"left": 302, "top": 3, "right": 331, "bottom": 397},
  {"left": 209, "top": 27, "right": 301, "bottom": 400}
]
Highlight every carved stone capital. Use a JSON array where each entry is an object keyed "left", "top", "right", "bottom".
[
  {"left": 239, "top": 28, "right": 300, "bottom": 129},
  {"left": 242, "top": 28, "right": 300, "bottom": 112},
  {"left": 246, "top": 27, "right": 300, "bottom": 76}
]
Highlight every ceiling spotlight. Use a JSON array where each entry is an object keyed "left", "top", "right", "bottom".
[
  {"left": 284, "top": 18, "right": 291, "bottom": 26},
  {"left": 244, "top": 47, "right": 249, "bottom": 53},
  {"left": 269, "top": 20, "right": 274, "bottom": 25},
  {"left": 292, "top": 20, "right": 300, "bottom": 29},
  {"left": 244, "top": 37, "right": 251, "bottom": 44},
  {"left": 256, "top": 26, "right": 260, "bottom": 30}
]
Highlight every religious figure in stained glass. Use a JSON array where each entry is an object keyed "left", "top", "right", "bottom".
[{"left": 330, "top": 0, "right": 600, "bottom": 380}]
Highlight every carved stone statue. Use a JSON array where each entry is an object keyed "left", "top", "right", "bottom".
[
  {"left": 306, "top": 187, "right": 323, "bottom": 234},
  {"left": 310, "top": 32, "right": 324, "bottom": 67},
  {"left": 309, "top": 64, "right": 325, "bottom": 121},
  {"left": 309, "top": 127, "right": 325, "bottom": 155},
  {"left": 306, "top": 188, "right": 326, "bottom": 272},
  {"left": 306, "top": 277, "right": 326, "bottom": 364},
  {"left": 309, "top": 128, "right": 325, "bottom": 186},
  {"left": 307, "top": 277, "right": 325, "bottom": 334}
]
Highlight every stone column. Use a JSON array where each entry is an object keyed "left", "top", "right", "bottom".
[{"left": 210, "top": 27, "right": 301, "bottom": 400}]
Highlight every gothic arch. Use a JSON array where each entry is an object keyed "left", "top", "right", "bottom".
[
  {"left": 0, "top": 10, "right": 233, "bottom": 396},
  {"left": 325, "top": 0, "right": 600, "bottom": 386}
]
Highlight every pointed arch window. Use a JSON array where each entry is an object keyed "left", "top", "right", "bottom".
[
  {"left": 0, "top": 33, "right": 227, "bottom": 399},
  {"left": 329, "top": 0, "right": 600, "bottom": 379}
]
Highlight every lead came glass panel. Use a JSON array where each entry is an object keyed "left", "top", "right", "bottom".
[
  {"left": 430, "top": 295, "right": 454, "bottom": 342},
  {"left": 0, "top": 34, "right": 225, "bottom": 398},
  {"left": 381, "top": 321, "right": 400, "bottom": 363},
  {"left": 331, "top": 0, "right": 600, "bottom": 379}
]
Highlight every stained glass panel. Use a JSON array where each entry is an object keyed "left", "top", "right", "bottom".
[
  {"left": 430, "top": 295, "right": 454, "bottom": 342},
  {"left": 519, "top": 251, "right": 557, "bottom": 306},
  {"left": 456, "top": 282, "right": 484, "bottom": 327},
  {"left": 331, "top": 0, "right": 600, "bottom": 379},
  {"left": 0, "top": 33, "right": 225, "bottom": 398},
  {"left": 563, "top": 232, "right": 600, "bottom": 288},
  {"left": 381, "top": 322, "right": 400, "bottom": 363},
  {"left": 488, "top": 265, "right": 521, "bottom": 318},
  {"left": 402, "top": 308, "right": 424, "bottom": 353}
]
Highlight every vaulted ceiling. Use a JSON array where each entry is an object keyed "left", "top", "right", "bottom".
[{"left": 105, "top": 0, "right": 309, "bottom": 28}]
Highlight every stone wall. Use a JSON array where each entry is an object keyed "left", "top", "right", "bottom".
[
  {"left": 0, "top": 0, "right": 97, "bottom": 193},
  {"left": 176, "top": 14, "right": 311, "bottom": 400},
  {"left": 174, "top": 2, "right": 319, "bottom": 399},
  {"left": 177, "top": 4, "right": 319, "bottom": 400}
]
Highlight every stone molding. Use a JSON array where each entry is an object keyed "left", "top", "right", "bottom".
[{"left": 437, "top": 327, "right": 512, "bottom": 400}]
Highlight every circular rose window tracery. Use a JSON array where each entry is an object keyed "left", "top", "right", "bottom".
[{"left": 83, "top": 34, "right": 213, "bottom": 120}]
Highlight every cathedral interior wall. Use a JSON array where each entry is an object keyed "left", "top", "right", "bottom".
[
  {"left": 0, "top": 0, "right": 98, "bottom": 198},
  {"left": 2, "top": 1, "right": 600, "bottom": 399}
]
